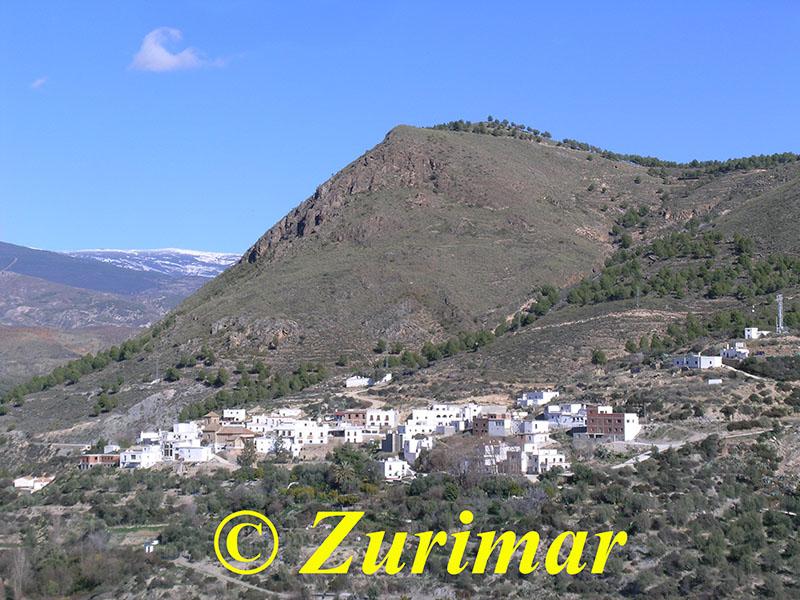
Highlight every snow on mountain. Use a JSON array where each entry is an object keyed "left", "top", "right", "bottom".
[{"left": 66, "top": 248, "right": 239, "bottom": 278}]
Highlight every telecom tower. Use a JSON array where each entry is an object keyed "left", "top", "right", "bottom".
[{"left": 776, "top": 293, "right": 789, "bottom": 334}]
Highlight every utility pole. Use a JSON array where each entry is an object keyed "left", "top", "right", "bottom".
[{"left": 777, "top": 293, "right": 789, "bottom": 334}]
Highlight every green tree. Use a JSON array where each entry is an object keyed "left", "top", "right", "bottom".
[
  {"left": 591, "top": 349, "right": 608, "bottom": 365},
  {"left": 237, "top": 439, "right": 257, "bottom": 468},
  {"left": 214, "top": 367, "right": 230, "bottom": 387}
]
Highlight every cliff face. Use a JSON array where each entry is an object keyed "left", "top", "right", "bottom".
[{"left": 244, "top": 127, "right": 442, "bottom": 263}]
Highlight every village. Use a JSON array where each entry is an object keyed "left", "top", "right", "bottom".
[{"left": 10, "top": 326, "right": 780, "bottom": 494}]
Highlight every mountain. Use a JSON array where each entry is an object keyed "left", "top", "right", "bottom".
[
  {"left": 0, "top": 242, "right": 235, "bottom": 390},
  {"left": 4, "top": 122, "right": 800, "bottom": 599},
  {"left": 143, "top": 125, "right": 800, "bottom": 370},
  {"left": 66, "top": 248, "right": 238, "bottom": 278},
  {"left": 5, "top": 121, "right": 798, "bottom": 430},
  {"left": 0, "top": 241, "right": 174, "bottom": 295}
]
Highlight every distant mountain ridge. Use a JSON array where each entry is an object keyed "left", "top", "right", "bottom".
[
  {"left": 66, "top": 248, "right": 238, "bottom": 278},
  {"left": 0, "top": 241, "right": 172, "bottom": 295},
  {"left": 0, "top": 242, "right": 237, "bottom": 388}
]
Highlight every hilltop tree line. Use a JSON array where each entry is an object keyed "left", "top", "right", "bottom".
[
  {"left": 431, "top": 116, "right": 800, "bottom": 177},
  {"left": 560, "top": 137, "right": 800, "bottom": 177},
  {"left": 431, "top": 116, "right": 552, "bottom": 142}
]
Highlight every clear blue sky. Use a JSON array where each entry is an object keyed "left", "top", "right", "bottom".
[{"left": 1, "top": 1, "right": 799, "bottom": 254}]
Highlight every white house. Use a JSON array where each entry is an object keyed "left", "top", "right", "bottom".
[
  {"left": 103, "top": 444, "right": 121, "bottom": 454},
  {"left": 672, "top": 354, "right": 723, "bottom": 369},
  {"left": 520, "top": 420, "right": 550, "bottom": 434},
  {"left": 343, "top": 426, "right": 364, "bottom": 445},
  {"left": 175, "top": 445, "right": 212, "bottom": 463},
  {"left": 721, "top": 342, "right": 750, "bottom": 360},
  {"left": 487, "top": 416, "right": 516, "bottom": 437},
  {"left": 222, "top": 409, "right": 247, "bottom": 423},
  {"left": 377, "top": 373, "right": 393, "bottom": 385},
  {"left": 516, "top": 390, "right": 559, "bottom": 408},
  {"left": 160, "top": 422, "right": 202, "bottom": 460},
  {"left": 545, "top": 404, "right": 587, "bottom": 429},
  {"left": 120, "top": 445, "right": 162, "bottom": 469},
  {"left": 246, "top": 408, "right": 301, "bottom": 434},
  {"left": 138, "top": 431, "right": 160, "bottom": 445},
  {"left": 275, "top": 420, "right": 329, "bottom": 448},
  {"left": 345, "top": 375, "right": 373, "bottom": 388},
  {"left": 528, "top": 449, "right": 569, "bottom": 474},
  {"left": 404, "top": 403, "right": 487, "bottom": 435},
  {"left": 744, "top": 327, "right": 769, "bottom": 340},
  {"left": 13, "top": 476, "right": 54, "bottom": 493},
  {"left": 381, "top": 457, "right": 414, "bottom": 481},
  {"left": 365, "top": 408, "right": 398, "bottom": 431}
]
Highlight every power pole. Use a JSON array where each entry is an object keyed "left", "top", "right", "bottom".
[{"left": 777, "top": 293, "right": 789, "bottom": 334}]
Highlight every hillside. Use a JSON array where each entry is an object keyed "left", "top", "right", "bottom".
[
  {"left": 3, "top": 123, "right": 800, "bottom": 436},
  {"left": 3, "top": 123, "right": 800, "bottom": 600},
  {"left": 0, "top": 243, "right": 234, "bottom": 390},
  {"left": 715, "top": 171, "right": 800, "bottom": 254},
  {"left": 134, "top": 125, "right": 691, "bottom": 367}
]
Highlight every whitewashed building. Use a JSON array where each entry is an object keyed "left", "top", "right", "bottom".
[
  {"left": 365, "top": 408, "right": 398, "bottom": 431},
  {"left": 138, "top": 431, "right": 160, "bottom": 445},
  {"left": 343, "top": 426, "right": 364, "bottom": 445},
  {"left": 254, "top": 435, "right": 278, "bottom": 455},
  {"left": 121, "top": 445, "right": 162, "bottom": 469},
  {"left": 517, "top": 390, "right": 560, "bottom": 408},
  {"left": 246, "top": 408, "right": 302, "bottom": 434},
  {"left": 545, "top": 404, "right": 587, "bottom": 429},
  {"left": 381, "top": 457, "right": 413, "bottom": 481},
  {"left": 276, "top": 419, "right": 329, "bottom": 445},
  {"left": 529, "top": 449, "right": 569, "bottom": 474},
  {"left": 13, "top": 476, "right": 54, "bottom": 493},
  {"left": 672, "top": 354, "right": 723, "bottom": 369},
  {"left": 744, "top": 327, "right": 769, "bottom": 340},
  {"left": 222, "top": 409, "right": 247, "bottom": 423},
  {"left": 345, "top": 375, "right": 373, "bottom": 388},
  {"left": 175, "top": 445, "right": 212, "bottom": 463},
  {"left": 160, "top": 422, "right": 203, "bottom": 460},
  {"left": 721, "top": 342, "right": 750, "bottom": 360},
  {"left": 404, "top": 403, "right": 486, "bottom": 435}
]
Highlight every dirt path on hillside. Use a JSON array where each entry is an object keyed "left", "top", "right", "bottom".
[
  {"left": 611, "top": 428, "right": 770, "bottom": 470},
  {"left": 722, "top": 364, "right": 766, "bottom": 381},
  {"left": 527, "top": 308, "right": 685, "bottom": 333}
]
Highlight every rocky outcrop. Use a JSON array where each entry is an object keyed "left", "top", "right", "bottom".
[{"left": 244, "top": 127, "right": 443, "bottom": 263}]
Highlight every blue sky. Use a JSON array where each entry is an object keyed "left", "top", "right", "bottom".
[{"left": 1, "top": 1, "right": 799, "bottom": 254}]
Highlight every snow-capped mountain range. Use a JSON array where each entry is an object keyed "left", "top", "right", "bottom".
[{"left": 66, "top": 248, "right": 240, "bottom": 278}]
